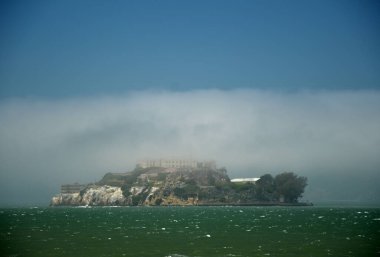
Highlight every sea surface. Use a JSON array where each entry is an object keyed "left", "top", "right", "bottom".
[{"left": 0, "top": 206, "right": 379, "bottom": 257}]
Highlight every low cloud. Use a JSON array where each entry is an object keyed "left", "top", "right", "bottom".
[{"left": 1, "top": 89, "right": 380, "bottom": 205}]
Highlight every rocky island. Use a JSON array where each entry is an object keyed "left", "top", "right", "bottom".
[{"left": 51, "top": 160, "right": 309, "bottom": 206}]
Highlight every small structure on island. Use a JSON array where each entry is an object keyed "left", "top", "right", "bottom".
[
  {"left": 230, "top": 178, "right": 260, "bottom": 183},
  {"left": 61, "top": 183, "right": 86, "bottom": 194}
]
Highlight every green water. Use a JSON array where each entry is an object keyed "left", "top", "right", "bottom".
[{"left": 0, "top": 206, "right": 379, "bottom": 257}]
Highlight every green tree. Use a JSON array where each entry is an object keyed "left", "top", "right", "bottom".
[
  {"left": 255, "top": 174, "right": 275, "bottom": 201},
  {"left": 274, "top": 172, "right": 307, "bottom": 203}
]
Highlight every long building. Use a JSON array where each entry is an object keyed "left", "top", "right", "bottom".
[
  {"left": 61, "top": 183, "right": 86, "bottom": 194},
  {"left": 137, "top": 159, "right": 216, "bottom": 169},
  {"left": 230, "top": 178, "right": 260, "bottom": 183}
]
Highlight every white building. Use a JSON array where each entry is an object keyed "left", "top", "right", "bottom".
[{"left": 230, "top": 178, "right": 260, "bottom": 183}]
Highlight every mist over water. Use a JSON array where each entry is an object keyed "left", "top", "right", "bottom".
[{"left": 0, "top": 89, "right": 380, "bottom": 206}]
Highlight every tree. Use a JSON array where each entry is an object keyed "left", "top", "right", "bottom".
[
  {"left": 255, "top": 174, "right": 275, "bottom": 201},
  {"left": 274, "top": 172, "right": 307, "bottom": 203}
]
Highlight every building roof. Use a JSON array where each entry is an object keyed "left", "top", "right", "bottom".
[{"left": 230, "top": 178, "right": 260, "bottom": 183}]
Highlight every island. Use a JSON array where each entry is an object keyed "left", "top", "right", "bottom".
[{"left": 51, "top": 159, "right": 310, "bottom": 206}]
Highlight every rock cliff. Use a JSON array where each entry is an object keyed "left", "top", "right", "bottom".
[{"left": 51, "top": 186, "right": 127, "bottom": 206}]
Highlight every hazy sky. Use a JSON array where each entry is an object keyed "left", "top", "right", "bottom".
[{"left": 0, "top": 0, "right": 379, "bottom": 206}]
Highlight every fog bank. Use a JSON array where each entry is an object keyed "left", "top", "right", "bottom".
[{"left": 1, "top": 89, "right": 379, "bottom": 205}]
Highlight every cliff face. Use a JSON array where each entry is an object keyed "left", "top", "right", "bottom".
[
  {"left": 51, "top": 186, "right": 127, "bottom": 206},
  {"left": 50, "top": 185, "right": 196, "bottom": 207}
]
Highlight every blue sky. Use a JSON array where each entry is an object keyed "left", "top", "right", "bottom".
[
  {"left": 0, "top": 1, "right": 380, "bottom": 205},
  {"left": 1, "top": 0, "right": 379, "bottom": 98}
]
